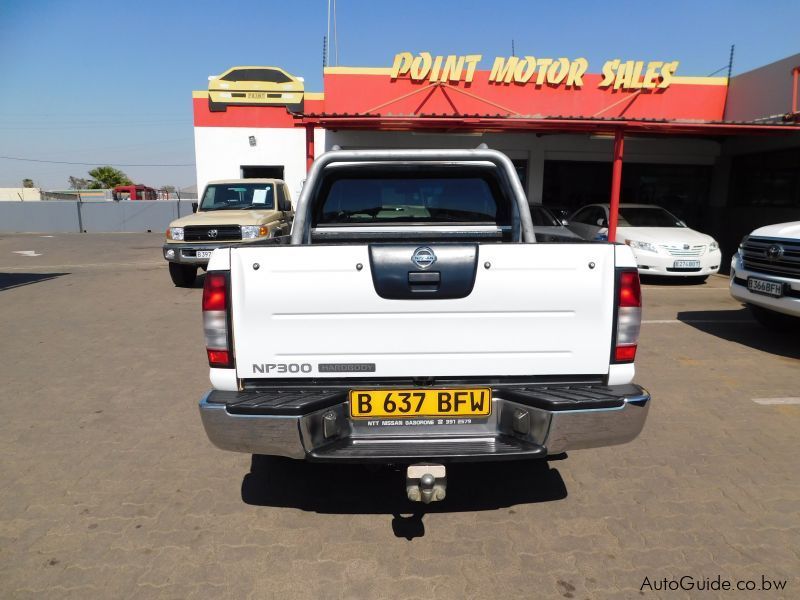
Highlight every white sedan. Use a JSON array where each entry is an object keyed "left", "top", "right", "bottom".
[{"left": 567, "top": 203, "right": 721, "bottom": 280}]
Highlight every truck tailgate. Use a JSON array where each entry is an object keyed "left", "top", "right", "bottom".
[{"left": 229, "top": 243, "right": 616, "bottom": 379}]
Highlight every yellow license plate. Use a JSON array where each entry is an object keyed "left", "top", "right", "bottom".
[
  {"left": 248, "top": 92, "right": 266, "bottom": 99},
  {"left": 349, "top": 388, "right": 491, "bottom": 419}
]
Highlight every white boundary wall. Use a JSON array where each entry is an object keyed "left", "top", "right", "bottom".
[{"left": 0, "top": 200, "right": 194, "bottom": 233}]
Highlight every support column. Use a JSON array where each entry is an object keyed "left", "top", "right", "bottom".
[
  {"left": 608, "top": 129, "right": 625, "bottom": 243},
  {"left": 305, "top": 124, "right": 315, "bottom": 173},
  {"left": 527, "top": 145, "right": 544, "bottom": 205}
]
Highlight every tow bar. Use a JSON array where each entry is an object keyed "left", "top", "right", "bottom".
[{"left": 406, "top": 464, "right": 447, "bottom": 503}]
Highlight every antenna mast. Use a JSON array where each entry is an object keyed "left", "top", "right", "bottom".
[
  {"left": 326, "top": 0, "right": 331, "bottom": 66},
  {"left": 333, "top": 0, "right": 339, "bottom": 66}
]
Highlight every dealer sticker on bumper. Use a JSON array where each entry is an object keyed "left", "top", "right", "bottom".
[{"left": 349, "top": 388, "right": 491, "bottom": 419}]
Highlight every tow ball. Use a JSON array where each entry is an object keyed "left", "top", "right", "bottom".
[{"left": 406, "top": 464, "right": 447, "bottom": 503}]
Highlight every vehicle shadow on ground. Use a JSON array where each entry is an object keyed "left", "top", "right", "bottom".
[
  {"left": 241, "top": 457, "right": 567, "bottom": 538},
  {"left": 0, "top": 272, "right": 69, "bottom": 292},
  {"left": 677, "top": 308, "right": 800, "bottom": 359}
]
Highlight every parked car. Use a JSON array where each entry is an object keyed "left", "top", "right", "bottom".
[
  {"left": 207, "top": 66, "right": 304, "bottom": 113},
  {"left": 544, "top": 205, "right": 572, "bottom": 226},
  {"left": 197, "top": 148, "right": 650, "bottom": 503},
  {"left": 730, "top": 221, "right": 800, "bottom": 329},
  {"left": 568, "top": 203, "right": 721, "bottom": 280},
  {"left": 163, "top": 179, "right": 294, "bottom": 287},
  {"left": 529, "top": 204, "right": 582, "bottom": 241}
]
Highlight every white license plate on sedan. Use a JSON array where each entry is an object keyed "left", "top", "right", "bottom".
[
  {"left": 747, "top": 277, "right": 784, "bottom": 298},
  {"left": 196, "top": 250, "right": 213, "bottom": 259},
  {"left": 673, "top": 260, "right": 700, "bottom": 268}
]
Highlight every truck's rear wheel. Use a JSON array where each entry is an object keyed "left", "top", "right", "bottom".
[{"left": 168, "top": 263, "right": 197, "bottom": 287}]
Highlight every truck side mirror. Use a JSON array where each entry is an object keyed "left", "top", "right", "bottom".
[
  {"left": 192, "top": 202, "right": 198, "bottom": 213},
  {"left": 596, "top": 218, "right": 607, "bottom": 227}
]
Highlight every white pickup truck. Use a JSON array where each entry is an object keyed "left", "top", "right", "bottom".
[{"left": 198, "top": 148, "right": 650, "bottom": 502}]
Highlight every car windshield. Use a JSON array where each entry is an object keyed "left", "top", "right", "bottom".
[
  {"left": 200, "top": 184, "right": 275, "bottom": 211},
  {"left": 221, "top": 69, "right": 291, "bottom": 83},
  {"left": 530, "top": 205, "right": 561, "bottom": 227},
  {"left": 618, "top": 207, "right": 685, "bottom": 228},
  {"left": 313, "top": 174, "right": 510, "bottom": 226}
]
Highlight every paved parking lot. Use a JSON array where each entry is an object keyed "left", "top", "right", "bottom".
[{"left": 1, "top": 233, "right": 798, "bottom": 599}]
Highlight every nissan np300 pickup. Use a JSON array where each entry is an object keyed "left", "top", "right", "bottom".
[{"left": 197, "top": 148, "right": 650, "bottom": 502}]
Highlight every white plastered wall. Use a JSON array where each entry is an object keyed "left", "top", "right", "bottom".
[{"left": 193, "top": 127, "right": 327, "bottom": 206}]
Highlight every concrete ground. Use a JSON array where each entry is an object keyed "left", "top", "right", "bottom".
[{"left": 0, "top": 233, "right": 797, "bottom": 600}]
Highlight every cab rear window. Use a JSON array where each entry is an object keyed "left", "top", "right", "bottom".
[{"left": 312, "top": 169, "right": 512, "bottom": 226}]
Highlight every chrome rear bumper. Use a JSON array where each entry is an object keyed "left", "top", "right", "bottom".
[{"left": 199, "top": 384, "right": 650, "bottom": 461}]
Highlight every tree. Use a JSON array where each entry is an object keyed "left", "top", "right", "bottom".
[
  {"left": 87, "top": 166, "right": 132, "bottom": 189},
  {"left": 22, "top": 178, "right": 34, "bottom": 188},
  {"left": 162, "top": 185, "right": 176, "bottom": 193},
  {"left": 68, "top": 176, "right": 90, "bottom": 190}
]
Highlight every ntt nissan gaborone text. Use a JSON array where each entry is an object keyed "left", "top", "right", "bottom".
[{"left": 197, "top": 148, "right": 651, "bottom": 502}]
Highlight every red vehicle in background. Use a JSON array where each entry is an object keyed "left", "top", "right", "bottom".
[{"left": 112, "top": 185, "right": 159, "bottom": 200}]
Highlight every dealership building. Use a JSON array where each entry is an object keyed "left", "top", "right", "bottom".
[{"left": 192, "top": 52, "right": 800, "bottom": 259}]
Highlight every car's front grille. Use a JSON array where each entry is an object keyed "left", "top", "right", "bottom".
[
  {"left": 184, "top": 225, "right": 241, "bottom": 242},
  {"left": 659, "top": 244, "right": 706, "bottom": 257},
  {"left": 741, "top": 236, "right": 800, "bottom": 279}
]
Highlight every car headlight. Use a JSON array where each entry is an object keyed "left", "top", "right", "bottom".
[
  {"left": 739, "top": 235, "right": 748, "bottom": 250},
  {"left": 167, "top": 227, "right": 184, "bottom": 241},
  {"left": 241, "top": 225, "right": 270, "bottom": 239},
  {"left": 709, "top": 240, "right": 719, "bottom": 251},
  {"left": 625, "top": 239, "right": 657, "bottom": 253}
]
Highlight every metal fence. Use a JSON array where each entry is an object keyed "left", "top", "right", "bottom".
[{"left": 0, "top": 200, "right": 195, "bottom": 233}]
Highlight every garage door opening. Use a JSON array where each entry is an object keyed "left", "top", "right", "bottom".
[
  {"left": 241, "top": 165, "right": 284, "bottom": 179},
  {"left": 542, "top": 160, "right": 712, "bottom": 230}
]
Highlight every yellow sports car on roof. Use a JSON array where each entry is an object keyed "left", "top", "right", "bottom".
[{"left": 207, "top": 66, "right": 304, "bottom": 113}]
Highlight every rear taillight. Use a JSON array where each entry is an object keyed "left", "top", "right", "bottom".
[
  {"left": 613, "top": 269, "right": 641, "bottom": 363},
  {"left": 203, "top": 272, "right": 233, "bottom": 368}
]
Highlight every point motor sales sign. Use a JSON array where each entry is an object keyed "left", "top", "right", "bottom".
[{"left": 390, "top": 52, "right": 681, "bottom": 90}]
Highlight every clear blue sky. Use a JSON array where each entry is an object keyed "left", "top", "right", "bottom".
[{"left": 0, "top": 0, "right": 797, "bottom": 189}]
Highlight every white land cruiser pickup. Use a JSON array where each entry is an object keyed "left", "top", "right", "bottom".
[
  {"left": 198, "top": 149, "right": 650, "bottom": 502},
  {"left": 730, "top": 221, "right": 800, "bottom": 328}
]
